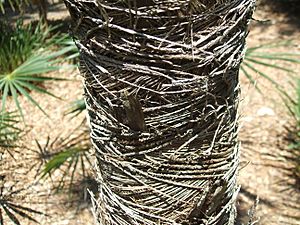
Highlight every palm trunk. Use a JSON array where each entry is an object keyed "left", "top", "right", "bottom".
[{"left": 64, "top": 0, "right": 255, "bottom": 224}]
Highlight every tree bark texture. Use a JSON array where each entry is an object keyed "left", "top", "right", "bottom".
[{"left": 64, "top": 0, "right": 255, "bottom": 224}]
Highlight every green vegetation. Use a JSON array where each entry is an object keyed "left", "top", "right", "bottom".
[
  {"left": 241, "top": 41, "right": 300, "bottom": 181},
  {"left": 0, "top": 0, "right": 26, "bottom": 13},
  {"left": 65, "top": 99, "right": 86, "bottom": 117},
  {"left": 40, "top": 127, "right": 92, "bottom": 190},
  {"left": 0, "top": 20, "right": 74, "bottom": 118},
  {"left": 0, "top": 20, "right": 54, "bottom": 74},
  {"left": 0, "top": 18, "right": 78, "bottom": 225},
  {"left": 241, "top": 41, "right": 300, "bottom": 97},
  {"left": 0, "top": 111, "right": 21, "bottom": 148}
]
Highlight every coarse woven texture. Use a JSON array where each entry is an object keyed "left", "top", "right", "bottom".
[{"left": 64, "top": 0, "right": 255, "bottom": 224}]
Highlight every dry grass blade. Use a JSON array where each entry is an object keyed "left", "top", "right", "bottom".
[{"left": 64, "top": 0, "right": 255, "bottom": 224}]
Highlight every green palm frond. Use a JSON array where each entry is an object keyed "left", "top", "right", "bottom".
[
  {"left": 0, "top": 111, "right": 21, "bottom": 148},
  {"left": 0, "top": 0, "right": 27, "bottom": 13},
  {"left": 242, "top": 41, "right": 300, "bottom": 179},
  {"left": 40, "top": 125, "right": 92, "bottom": 190},
  {"left": 0, "top": 20, "right": 76, "bottom": 118},
  {"left": 65, "top": 99, "right": 86, "bottom": 117},
  {"left": 42, "top": 146, "right": 91, "bottom": 189},
  {"left": 0, "top": 48, "right": 73, "bottom": 118},
  {"left": 242, "top": 40, "right": 300, "bottom": 99},
  {"left": 59, "top": 39, "right": 80, "bottom": 61},
  {"left": 0, "top": 20, "right": 59, "bottom": 74}
]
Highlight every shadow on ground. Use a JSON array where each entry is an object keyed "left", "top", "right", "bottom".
[
  {"left": 281, "top": 125, "right": 300, "bottom": 191},
  {"left": 236, "top": 187, "right": 274, "bottom": 225},
  {"left": 61, "top": 176, "right": 98, "bottom": 212},
  {"left": 259, "top": 0, "right": 300, "bottom": 32}
]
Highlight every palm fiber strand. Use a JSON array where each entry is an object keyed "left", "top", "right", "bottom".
[{"left": 64, "top": 0, "right": 255, "bottom": 224}]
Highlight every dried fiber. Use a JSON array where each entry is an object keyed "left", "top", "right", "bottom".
[{"left": 64, "top": 0, "right": 255, "bottom": 224}]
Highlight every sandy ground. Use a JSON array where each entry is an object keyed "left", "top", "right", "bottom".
[
  {"left": 237, "top": 5, "right": 300, "bottom": 224},
  {"left": 1, "top": 2, "right": 300, "bottom": 225}
]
